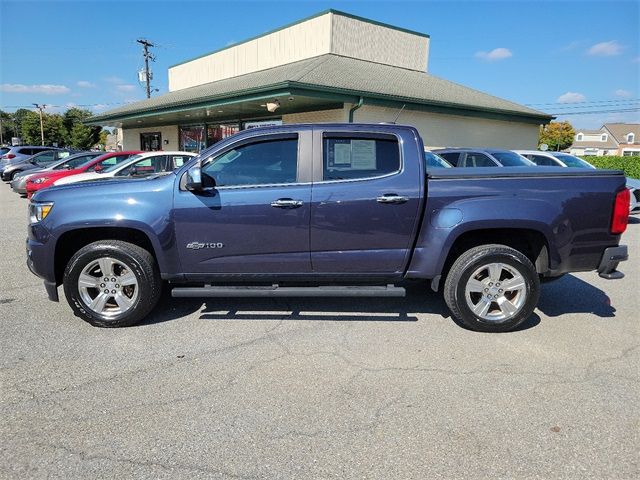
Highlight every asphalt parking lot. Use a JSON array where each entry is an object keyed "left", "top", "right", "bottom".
[{"left": 1, "top": 183, "right": 638, "bottom": 479}]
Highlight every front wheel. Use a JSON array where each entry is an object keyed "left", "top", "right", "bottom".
[
  {"left": 63, "top": 240, "right": 161, "bottom": 327},
  {"left": 443, "top": 244, "right": 540, "bottom": 332}
]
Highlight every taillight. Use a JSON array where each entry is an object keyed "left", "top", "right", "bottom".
[
  {"left": 611, "top": 188, "right": 630, "bottom": 234},
  {"left": 3, "top": 153, "right": 16, "bottom": 159}
]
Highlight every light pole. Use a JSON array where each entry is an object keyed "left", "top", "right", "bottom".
[{"left": 33, "top": 103, "right": 46, "bottom": 145}]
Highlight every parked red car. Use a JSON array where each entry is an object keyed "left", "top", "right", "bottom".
[{"left": 26, "top": 151, "right": 141, "bottom": 198}]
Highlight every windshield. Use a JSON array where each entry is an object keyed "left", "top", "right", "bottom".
[
  {"left": 491, "top": 151, "right": 535, "bottom": 167},
  {"left": 551, "top": 153, "right": 595, "bottom": 169},
  {"left": 424, "top": 152, "right": 452, "bottom": 168},
  {"left": 103, "top": 154, "right": 143, "bottom": 173}
]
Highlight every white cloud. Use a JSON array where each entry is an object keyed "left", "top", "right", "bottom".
[
  {"left": 557, "top": 92, "right": 587, "bottom": 103},
  {"left": 614, "top": 89, "right": 632, "bottom": 98},
  {"left": 76, "top": 80, "right": 96, "bottom": 88},
  {"left": 104, "top": 76, "right": 125, "bottom": 84},
  {"left": 558, "top": 40, "right": 582, "bottom": 53},
  {"left": 475, "top": 47, "right": 513, "bottom": 61},
  {"left": 587, "top": 40, "right": 623, "bottom": 56},
  {"left": 0, "top": 83, "right": 70, "bottom": 95},
  {"left": 116, "top": 84, "right": 136, "bottom": 92}
]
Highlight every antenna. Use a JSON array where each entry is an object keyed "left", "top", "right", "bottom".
[{"left": 391, "top": 104, "right": 406, "bottom": 124}]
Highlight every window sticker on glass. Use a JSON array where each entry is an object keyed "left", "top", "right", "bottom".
[
  {"left": 174, "top": 156, "right": 184, "bottom": 167},
  {"left": 351, "top": 140, "right": 376, "bottom": 170},
  {"left": 334, "top": 143, "right": 351, "bottom": 165}
]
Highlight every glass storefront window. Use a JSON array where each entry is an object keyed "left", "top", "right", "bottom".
[
  {"left": 207, "top": 124, "right": 239, "bottom": 147},
  {"left": 179, "top": 125, "right": 205, "bottom": 153}
]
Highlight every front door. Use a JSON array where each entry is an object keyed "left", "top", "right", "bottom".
[
  {"left": 310, "top": 129, "right": 423, "bottom": 275},
  {"left": 140, "top": 132, "right": 161, "bottom": 151},
  {"left": 173, "top": 131, "right": 313, "bottom": 276}
]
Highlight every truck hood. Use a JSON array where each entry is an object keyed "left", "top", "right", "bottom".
[{"left": 33, "top": 172, "right": 176, "bottom": 202}]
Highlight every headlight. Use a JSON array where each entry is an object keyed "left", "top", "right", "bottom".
[
  {"left": 32, "top": 177, "right": 49, "bottom": 184},
  {"left": 29, "top": 202, "right": 54, "bottom": 223}
]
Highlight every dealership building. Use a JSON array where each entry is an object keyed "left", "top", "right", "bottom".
[{"left": 88, "top": 10, "right": 551, "bottom": 151}]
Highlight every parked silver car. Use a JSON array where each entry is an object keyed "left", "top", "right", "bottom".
[
  {"left": 1, "top": 148, "right": 78, "bottom": 181},
  {"left": 515, "top": 150, "right": 639, "bottom": 214},
  {"left": 10, "top": 152, "right": 101, "bottom": 195},
  {"left": 0, "top": 146, "right": 61, "bottom": 173}
]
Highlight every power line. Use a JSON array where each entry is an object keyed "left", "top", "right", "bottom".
[
  {"left": 552, "top": 107, "right": 640, "bottom": 115},
  {"left": 526, "top": 98, "right": 640, "bottom": 106}
]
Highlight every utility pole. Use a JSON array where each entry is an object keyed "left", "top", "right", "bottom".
[
  {"left": 32, "top": 103, "right": 46, "bottom": 145},
  {"left": 136, "top": 38, "right": 155, "bottom": 99}
]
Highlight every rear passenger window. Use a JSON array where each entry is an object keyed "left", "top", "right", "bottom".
[
  {"left": 323, "top": 135, "right": 400, "bottom": 181},
  {"left": 439, "top": 152, "right": 460, "bottom": 166},
  {"left": 464, "top": 153, "right": 496, "bottom": 167},
  {"left": 529, "top": 155, "right": 557, "bottom": 166}
]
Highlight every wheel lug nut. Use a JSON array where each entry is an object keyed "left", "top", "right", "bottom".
[
  {"left": 484, "top": 288, "right": 489, "bottom": 292},
  {"left": 100, "top": 283, "right": 105, "bottom": 287},
  {"left": 111, "top": 277, "right": 116, "bottom": 282},
  {"left": 104, "top": 289, "right": 109, "bottom": 294},
  {"left": 488, "top": 282, "right": 493, "bottom": 286},
  {"left": 111, "top": 289, "right": 116, "bottom": 294},
  {"left": 104, "top": 277, "right": 109, "bottom": 282},
  {"left": 496, "top": 283, "right": 500, "bottom": 286},
  {"left": 115, "top": 284, "right": 120, "bottom": 288},
  {"left": 499, "top": 289, "right": 503, "bottom": 293}
]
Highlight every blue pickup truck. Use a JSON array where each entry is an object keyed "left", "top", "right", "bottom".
[{"left": 27, "top": 124, "right": 630, "bottom": 332}]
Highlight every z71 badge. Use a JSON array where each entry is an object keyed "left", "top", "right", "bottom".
[{"left": 186, "top": 242, "right": 224, "bottom": 250}]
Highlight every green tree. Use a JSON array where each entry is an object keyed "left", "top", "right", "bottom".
[
  {"left": 69, "top": 123, "right": 102, "bottom": 150},
  {"left": 43, "top": 113, "right": 68, "bottom": 146},
  {"left": 19, "top": 111, "right": 68, "bottom": 146},
  {"left": 64, "top": 107, "right": 101, "bottom": 149},
  {"left": 18, "top": 110, "right": 43, "bottom": 145},
  {"left": 538, "top": 121, "right": 575, "bottom": 151},
  {"left": 0, "top": 110, "right": 17, "bottom": 144}
]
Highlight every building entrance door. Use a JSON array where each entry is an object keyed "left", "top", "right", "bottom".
[{"left": 140, "top": 132, "right": 161, "bottom": 151}]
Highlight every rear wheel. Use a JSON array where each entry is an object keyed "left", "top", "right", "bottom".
[
  {"left": 443, "top": 244, "right": 540, "bottom": 332},
  {"left": 63, "top": 240, "right": 161, "bottom": 327}
]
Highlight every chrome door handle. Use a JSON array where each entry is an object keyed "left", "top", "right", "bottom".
[
  {"left": 376, "top": 194, "right": 409, "bottom": 204},
  {"left": 271, "top": 198, "right": 304, "bottom": 208}
]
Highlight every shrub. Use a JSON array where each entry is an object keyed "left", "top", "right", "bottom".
[{"left": 586, "top": 156, "right": 640, "bottom": 179}]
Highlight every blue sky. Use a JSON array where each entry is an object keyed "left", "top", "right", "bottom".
[{"left": 1, "top": 0, "right": 638, "bottom": 128}]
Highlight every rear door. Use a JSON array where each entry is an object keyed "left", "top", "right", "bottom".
[{"left": 309, "top": 127, "right": 423, "bottom": 275}]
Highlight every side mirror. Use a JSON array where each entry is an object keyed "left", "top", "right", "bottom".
[{"left": 185, "top": 166, "right": 203, "bottom": 191}]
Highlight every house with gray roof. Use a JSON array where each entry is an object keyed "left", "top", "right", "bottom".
[
  {"left": 87, "top": 10, "right": 552, "bottom": 152},
  {"left": 569, "top": 123, "right": 640, "bottom": 156}
]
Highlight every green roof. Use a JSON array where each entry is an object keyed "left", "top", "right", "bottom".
[{"left": 88, "top": 54, "right": 551, "bottom": 124}]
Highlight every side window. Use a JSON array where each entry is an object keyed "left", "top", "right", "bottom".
[
  {"left": 18, "top": 148, "right": 33, "bottom": 155},
  {"left": 530, "top": 155, "right": 556, "bottom": 166},
  {"left": 439, "top": 152, "right": 460, "bottom": 166},
  {"left": 35, "top": 151, "right": 56, "bottom": 163},
  {"left": 322, "top": 135, "right": 400, "bottom": 181},
  {"left": 202, "top": 137, "right": 298, "bottom": 186},
  {"left": 464, "top": 153, "right": 496, "bottom": 167},
  {"left": 171, "top": 155, "right": 187, "bottom": 169}
]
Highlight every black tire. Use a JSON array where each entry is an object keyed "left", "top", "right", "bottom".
[
  {"left": 443, "top": 244, "right": 540, "bottom": 332},
  {"left": 63, "top": 240, "right": 161, "bottom": 327}
]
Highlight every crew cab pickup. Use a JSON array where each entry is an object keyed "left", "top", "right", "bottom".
[{"left": 26, "top": 124, "right": 630, "bottom": 332}]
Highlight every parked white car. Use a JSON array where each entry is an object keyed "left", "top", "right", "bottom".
[
  {"left": 53, "top": 151, "right": 196, "bottom": 186},
  {"left": 515, "top": 150, "right": 639, "bottom": 214}
]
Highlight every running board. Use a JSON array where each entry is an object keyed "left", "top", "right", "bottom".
[{"left": 171, "top": 284, "right": 406, "bottom": 298}]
